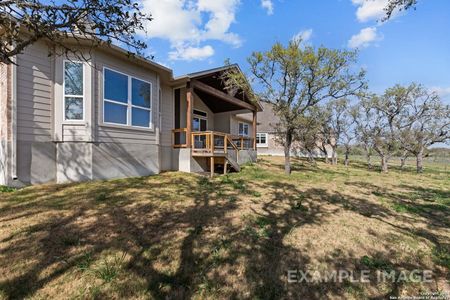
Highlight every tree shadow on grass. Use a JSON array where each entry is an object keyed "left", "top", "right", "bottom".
[{"left": 0, "top": 170, "right": 448, "bottom": 299}]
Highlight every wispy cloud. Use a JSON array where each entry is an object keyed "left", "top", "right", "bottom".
[
  {"left": 141, "top": 0, "right": 241, "bottom": 61},
  {"left": 292, "top": 29, "right": 313, "bottom": 44},
  {"left": 169, "top": 45, "right": 215, "bottom": 61},
  {"left": 348, "top": 26, "right": 383, "bottom": 48},
  {"left": 351, "top": 0, "right": 390, "bottom": 22},
  {"left": 261, "top": 0, "right": 274, "bottom": 15},
  {"left": 430, "top": 86, "right": 450, "bottom": 100}
]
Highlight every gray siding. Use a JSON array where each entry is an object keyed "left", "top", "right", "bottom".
[
  {"left": 193, "top": 93, "right": 214, "bottom": 130},
  {"left": 93, "top": 51, "right": 159, "bottom": 145},
  {"left": 16, "top": 41, "right": 53, "bottom": 142},
  {"left": 160, "top": 84, "right": 174, "bottom": 147}
]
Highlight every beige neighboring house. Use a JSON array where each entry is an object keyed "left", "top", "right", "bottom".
[
  {"left": 0, "top": 39, "right": 261, "bottom": 186},
  {"left": 238, "top": 100, "right": 331, "bottom": 157}
]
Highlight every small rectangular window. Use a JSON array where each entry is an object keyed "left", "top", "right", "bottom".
[
  {"left": 239, "top": 122, "right": 249, "bottom": 136},
  {"left": 256, "top": 133, "right": 268, "bottom": 147},
  {"left": 193, "top": 109, "right": 207, "bottom": 117},
  {"left": 64, "top": 61, "right": 84, "bottom": 120},
  {"left": 193, "top": 117, "right": 207, "bottom": 131}
]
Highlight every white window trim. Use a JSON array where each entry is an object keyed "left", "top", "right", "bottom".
[
  {"left": 63, "top": 60, "right": 85, "bottom": 122},
  {"left": 238, "top": 122, "right": 249, "bottom": 137},
  {"left": 256, "top": 132, "right": 268, "bottom": 148},
  {"left": 102, "top": 66, "right": 153, "bottom": 130}
]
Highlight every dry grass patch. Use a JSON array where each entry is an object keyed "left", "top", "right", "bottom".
[{"left": 0, "top": 156, "right": 449, "bottom": 299}]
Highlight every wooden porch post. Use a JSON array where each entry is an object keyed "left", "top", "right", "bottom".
[
  {"left": 210, "top": 157, "right": 215, "bottom": 177},
  {"left": 252, "top": 110, "right": 257, "bottom": 150},
  {"left": 186, "top": 84, "right": 193, "bottom": 147}
]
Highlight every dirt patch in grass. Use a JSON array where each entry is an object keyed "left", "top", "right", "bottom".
[{"left": 0, "top": 157, "right": 449, "bottom": 299}]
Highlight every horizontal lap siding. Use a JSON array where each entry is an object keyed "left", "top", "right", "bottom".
[
  {"left": 94, "top": 51, "right": 158, "bottom": 145},
  {"left": 16, "top": 41, "right": 53, "bottom": 142},
  {"left": 63, "top": 124, "right": 89, "bottom": 142},
  {"left": 160, "top": 84, "right": 173, "bottom": 146}
]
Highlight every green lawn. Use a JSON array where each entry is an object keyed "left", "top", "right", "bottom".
[{"left": 0, "top": 156, "right": 449, "bottom": 299}]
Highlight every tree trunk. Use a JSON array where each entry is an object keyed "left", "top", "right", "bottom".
[
  {"left": 416, "top": 148, "right": 424, "bottom": 173},
  {"left": 344, "top": 152, "right": 349, "bottom": 166},
  {"left": 400, "top": 150, "right": 408, "bottom": 170},
  {"left": 381, "top": 155, "right": 388, "bottom": 173},
  {"left": 331, "top": 146, "right": 337, "bottom": 165},
  {"left": 364, "top": 144, "right": 372, "bottom": 170},
  {"left": 284, "top": 131, "right": 292, "bottom": 175}
]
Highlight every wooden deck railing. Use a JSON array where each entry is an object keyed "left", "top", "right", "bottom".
[
  {"left": 172, "top": 128, "right": 188, "bottom": 148},
  {"left": 173, "top": 129, "right": 254, "bottom": 152}
]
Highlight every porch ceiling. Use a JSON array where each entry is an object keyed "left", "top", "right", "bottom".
[{"left": 194, "top": 89, "right": 249, "bottom": 113}]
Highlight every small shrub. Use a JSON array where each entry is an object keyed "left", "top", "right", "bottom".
[
  {"left": 94, "top": 252, "right": 126, "bottom": 283},
  {"left": 61, "top": 234, "right": 80, "bottom": 247},
  {"left": 228, "top": 195, "right": 237, "bottom": 203},
  {"left": 251, "top": 191, "right": 261, "bottom": 197},
  {"left": 0, "top": 185, "right": 16, "bottom": 193},
  {"left": 391, "top": 202, "right": 421, "bottom": 214},
  {"left": 231, "top": 180, "right": 246, "bottom": 192},
  {"left": 432, "top": 246, "right": 450, "bottom": 269},
  {"left": 360, "top": 255, "right": 393, "bottom": 271},
  {"left": 77, "top": 252, "right": 93, "bottom": 272},
  {"left": 95, "top": 192, "right": 107, "bottom": 202},
  {"left": 242, "top": 215, "right": 273, "bottom": 239}
]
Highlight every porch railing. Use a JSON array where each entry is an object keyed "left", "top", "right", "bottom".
[
  {"left": 172, "top": 128, "right": 188, "bottom": 148},
  {"left": 172, "top": 129, "right": 254, "bottom": 152},
  {"left": 231, "top": 136, "right": 254, "bottom": 151}
]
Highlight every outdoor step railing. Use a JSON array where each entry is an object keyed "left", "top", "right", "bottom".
[{"left": 173, "top": 128, "right": 254, "bottom": 153}]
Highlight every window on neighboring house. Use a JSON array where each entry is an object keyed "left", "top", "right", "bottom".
[
  {"left": 256, "top": 133, "right": 268, "bottom": 147},
  {"left": 103, "top": 68, "right": 152, "bottom": 128},
  {"left": 193, "top": 109, "right": 207, "bottom": 131},
  {"left": 239, "top": 122, "right": 249, "bottom": 136},
  {"left": 64, "top": 61, "right": 84, "bottom": 121}
]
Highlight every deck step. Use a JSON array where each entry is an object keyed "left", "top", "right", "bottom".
[{"left": 226, "top": 153, "right": 240, "bottom": 172}]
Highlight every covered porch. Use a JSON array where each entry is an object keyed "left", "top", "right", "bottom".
[{"left": 171, "top": 66, "right": 260, "bottom": 176}]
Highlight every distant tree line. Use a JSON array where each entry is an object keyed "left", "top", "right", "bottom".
[{"left": 225, "top": 40, "right": 449, "bottom": 174}]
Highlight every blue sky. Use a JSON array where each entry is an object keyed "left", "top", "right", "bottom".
[{"left": 141, "top": 0, "right": 450, "bottom": 101}]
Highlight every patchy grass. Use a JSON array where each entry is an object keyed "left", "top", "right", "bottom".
[
  {"left": 0, "top": 156, "right": 448, "bottom": 299},
  {"left": 0, "top": 186, "right": 15, "bottom": 193}
]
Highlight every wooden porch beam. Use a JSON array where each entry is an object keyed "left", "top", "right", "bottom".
[{"left": 191, "top": 79, "right": 256, "bottom": 112}]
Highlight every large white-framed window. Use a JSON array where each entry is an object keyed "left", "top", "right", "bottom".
[
  {"left": 63, "top": 60, "right": 84, "bottom": 121},
  {"left": 256, "top": 133, "right": 268, "bottom": 147},
  {"left": 238, "top": 122, "right": 249, "bottom": 136},
  {"left": 103, "top": 67, "right": 152, "bottom": 129},
  {"left": 193, "top": 109, "right": 208, "bottom": 132}
]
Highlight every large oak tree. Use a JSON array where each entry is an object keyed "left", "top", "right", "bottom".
[
  {"left": 246, "top": 40, "right": 366, "bottom": 174},
  {"left": 0, "top": 0, "right": 152, "bottom": 64}
]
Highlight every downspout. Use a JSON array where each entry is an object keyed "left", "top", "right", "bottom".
[{"left": 10, "top": 56, "right": 17, "bottom": 180}]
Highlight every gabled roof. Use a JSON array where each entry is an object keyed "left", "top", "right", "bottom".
[{"left": 177, "top": 64, "right": 263, "bottom": 112}]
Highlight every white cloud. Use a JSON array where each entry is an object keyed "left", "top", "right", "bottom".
[
  {"left": 430, "top": 86, "right": 450, "bottom": 99},
  {"left": 141, "top": 0, "right": 241, "bottom": 61},
  {"left": 261, "top": 0, "right": 274, "bottom": 15},
  {"left": 292, "top": 29, "right": 313, "bottom": 44},
  {"left": 169, "top": 45, "right": 215, "bottom": 61},
  {"left": 348, "top": 26, "right": 383, "bottom": 48},
  {"left": 351, "top": 0, "right": 389, "bottom": 22}
]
